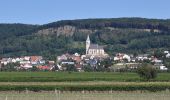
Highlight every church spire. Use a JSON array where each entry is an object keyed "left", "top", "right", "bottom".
[
  {"left": 86, "top": 34, "right": 90, "bottom": 42},
  {"left": 86, "top": 35, "right": 90, "bottom": 55}
]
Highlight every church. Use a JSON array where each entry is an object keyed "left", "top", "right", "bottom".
[{"left": 86, "top": 35, "right": 108, "bottom": 57}]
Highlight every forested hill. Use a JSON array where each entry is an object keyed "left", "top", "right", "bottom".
[
  {"left": 40, "top": 18, "right": 170, "bottom": 31},
  {"left": 0, "top": 24, "right": 39, "bottom": 40},
  {"left": 1, "top": 18, "right": 170, "bottom": 59}
]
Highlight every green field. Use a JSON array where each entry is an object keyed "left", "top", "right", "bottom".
[
  {"left": 0, "top": 72, "right": 170, "bottom": 82},
  {"left": 0, "top": 72, "right": 170, "bottom": 92},
  {"left": 0, "top": 81, "right": 170, "bottom": 91},
  {"left": 0, "top": 92, "right": 169, "bottom": 100}
]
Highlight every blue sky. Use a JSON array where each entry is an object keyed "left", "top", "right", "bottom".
[{"left": 0, "top": 0, "right": 170, "bottom": 24}]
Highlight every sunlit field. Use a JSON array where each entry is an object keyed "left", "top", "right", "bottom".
[
  {"left": 0, "top": 72, "right": 169, "bottom": 100},
  {"left": 0, "top": 72, "right": 170, "bottom": 82},
  {"left": 0, "top": 92, "right": 169, "bottom": 100}
]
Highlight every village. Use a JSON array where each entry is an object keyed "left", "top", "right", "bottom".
[{"left": 0, "top": 35, "right": 169, "bottom": 72}]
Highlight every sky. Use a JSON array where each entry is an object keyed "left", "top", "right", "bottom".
[{"left": 0, "top": 0, "right": 170, "bottom": 25}]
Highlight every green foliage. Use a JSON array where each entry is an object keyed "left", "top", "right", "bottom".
[
  {"left": 137, "top": 63, "right": 157, "bottom": 81},
  {"left": 153, "top": 50, "right": 166, "bottom": 59},
  {"left": 99, "top": 58, "right": 113, "bottom": 68},
  {"left": 0, "top": 24, "right": 38, "bottom": 40},
  {"left": 31, "top": 66, "right": 39, "bottom": 72},
  {"left": 40, "top": 18, "right": 170, "bottom": 31},
  {"left": 1, "top": 62, "right": 20, "bottom": 71},
  {"left": 83, "top": 65, "right": 95, "bottom": 72},
  {"left": 0, "top": 72, "right": 140, "bottom": 82},
  {"left": 64, "top": 64, "right": 77, "bottom": 72},
  {"left": 0, "top": 72, "right": 169, "bottom": 82},
  {"left": 1, "top": 18, "right": 170, "bottom": 57},
  {"left": 0, "top": 82, "right": 170, "bottom": 92}
]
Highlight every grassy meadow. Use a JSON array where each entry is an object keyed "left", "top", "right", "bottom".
[
  {"left": 0, "top": 72, "right": 169, "bottom": 92},
  {"left": 0, "top": 72, "right": 170, "bottom": 82}
]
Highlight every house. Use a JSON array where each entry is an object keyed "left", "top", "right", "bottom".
[
  {"left": 0, "top": 58, "right": 16, "bottom": 65},
  {"left": 24, "top": 56, "right": 30, "bottom": 61},
  {"left": 87, "top": 59, "right": 98, "bottom": 67},
  {"left": 164, "top": 51, "right": 169, "bottom": 54},
  {"left": 72, "top": 54, "right": 81, "bottom": 63},
  {"left": 49, "top": 61, "right": 55, "bottom": 64},
  {"left": 61, "top": 61, "right": 75, "bottom": 65},
  {"left": 114, "top": 53, "right": 124, "bottom": 61},
  {"left": 48, "top": 61, "right": 55, "bottom": 70},
  {"left": 160, "top": 65, "right": 168, "bottom": 71},
  {"left": 57, "top": 54, "right": 67, "bottom": 62},
  {"left": 114, "top": 63, "right": 139, "bottom": 70},
  {"left": 123, "top": 54, "right": 131, "bottom": 62},
  {"left": 57, "top": 53, "right": 73, "bottom": 62},
  {"left": 38, "top": 66, "right": 50, "bottom": 70},
  {"left": 136, "top": 54, "right": 149, "bottom": 61},
  {"left": 152, "top": 59, "right": 164, "bottom": 69},
  {"left": 114, "top": 53, "right": 131, "bottom": 62},
  {"left": 20, "top": 60, "right": 30, "bottom": 64},
  {"left": 57, "top": 64, "right": 62, "bottom": 70},
  {"left": 131, "top": 58, "right": 136, "bottom": 62},
  {"left": 30, "top": 56, "right": 43, "bottom": 65},
  {"left": 1, "top": 58, "right": 9, "bottom": 65},
  {"left": 152, "top": 59, "right": 163, "bottom": 64},
  {"left": 166, "top": 53, "right": 170, "bottom": 58},
  {"left": 20, "top": 64, "right": 33, "bottom": 69},
  {"left": 15, "top": 58, "right": 21, "bottom": 62},
  {"left": 39, "top": 60, "right": 46, "bottom": 64},
  {"left": 81, "top": 55, "right": 86, "bottom": 60},
  {"left": 11, "top": 58, "right": 17, "bottom": 63}
]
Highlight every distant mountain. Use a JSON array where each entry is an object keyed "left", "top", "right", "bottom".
[{"left": 0, "top": 18, "right": 170, "bottom": 59}]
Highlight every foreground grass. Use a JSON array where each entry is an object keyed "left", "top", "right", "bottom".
[
  {"left": 0, "top": 92, "right": 170, "bottom": 100},
  {"left": 0, "top": 72, "right": 170, "bottom": 82}
]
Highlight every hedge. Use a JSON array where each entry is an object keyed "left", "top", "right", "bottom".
[{"left": 0, "top": 83, "right": 170, "bottom": 92}]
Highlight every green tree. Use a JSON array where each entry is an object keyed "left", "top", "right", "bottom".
[
  {"left": 1, "top": 62, "right": 19, "bottom": 71},
  {"left": 31, "top": 66, "right": 39, "bottom": 72},
  {"left": 83, "top": 64, "right": 94, "bottom": 72},
  {"left": 100, "top": 58, "right": 113, "bottom": 69},
  {"left": 137, "top": 63, "right": 157, "bottom": 81},
  {"left": 64, "top": 64, "right": 77, "bottom": 72}
]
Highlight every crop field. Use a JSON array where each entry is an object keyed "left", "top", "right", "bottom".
[
  {"left": 0, "top": 72, "right": 170, "bottom": 92},
  {"left": 0, "top": 72, "right": 170, "bottom": 82},
  {"left": 0, "top": 81, "right": 170, "bottom": 91},
  {"left": 0, "top": 72, "right": 139, "bottom": 82},
  {"left": 0, "top": 92, "right": 169, "bottom": 100}
]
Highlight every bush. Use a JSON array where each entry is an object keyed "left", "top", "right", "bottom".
[{"left": 137, "top": 63, "right": 157, "bottom": 81}]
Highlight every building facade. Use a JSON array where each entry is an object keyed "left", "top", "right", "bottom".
[{"left": 86, "top": 35, "right": 107, "bottom": 57}]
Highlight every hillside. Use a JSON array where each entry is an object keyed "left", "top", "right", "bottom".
[{"left": 1, "top": 18, "right": 170, "bottom": 59}]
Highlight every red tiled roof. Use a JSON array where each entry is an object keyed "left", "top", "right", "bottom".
[
  {"left": 30, "top": 56, "right": 42, "bottom": 62},
  {"left": 38, "top": 66, "right": 50, "bottom": 70}
]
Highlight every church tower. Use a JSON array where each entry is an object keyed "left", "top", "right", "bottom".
[{"left": 86, "top": 35, "right": 90, "bottom": 55}]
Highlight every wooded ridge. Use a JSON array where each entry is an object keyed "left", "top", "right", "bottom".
[{"left": 0, "top": 18, "right": 170, "bottom": 59}]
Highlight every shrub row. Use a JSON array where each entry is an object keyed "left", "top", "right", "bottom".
[
  {"left": 0, "top": 77, "right": 139, "bottom": 82},
  {"left": 0, "top": 83, "right": 170, "bottom": 92}
]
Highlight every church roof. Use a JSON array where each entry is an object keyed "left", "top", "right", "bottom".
[{"left": 89, "top": 44, "right": 103, "bottom": 49}]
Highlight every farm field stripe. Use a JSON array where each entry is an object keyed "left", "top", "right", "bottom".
[
  {"left": 0, "top": 82, "right": 169, "bottom": 91},
  {"left": 0, "top": 82, "right": 170, "bottom": 86}
]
